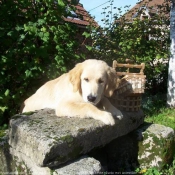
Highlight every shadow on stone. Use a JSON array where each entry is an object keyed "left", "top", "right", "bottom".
[
  {"left": 88, "top": 131, "right": 141, "bottom": 172},
  {"left": 88, "top": 122, "right": 175, "bottom": 173}
]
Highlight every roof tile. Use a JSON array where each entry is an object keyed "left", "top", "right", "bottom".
[{"left": 65, "top": 3, "right": 98, "bottom": 26}]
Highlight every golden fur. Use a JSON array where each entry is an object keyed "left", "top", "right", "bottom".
[{"left": 21, "top": 59, "right": 123, "bottom": 125}]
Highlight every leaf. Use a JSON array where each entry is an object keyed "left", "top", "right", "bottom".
[
  {"left": 24, "top": 24, "right": 29, "bottom": 31},
  {"left": 127, "top": 45, "right": 131, "bottom": 49},
  {"left": 0, "top": 106, "right": 8, "bottom": 112},
  {"left": 58, "top": 0, "right": 65, "bottom": 7},
  {"left": 85, "top": 45, "right": 92, "bottom": 51},
  {"left": 7, "top": 31, "right": 13, "bottom": 36},
  {"left": 25, "top": 70, "right": 32, "bottom": 77},
  {"left": 38, "top": 32, "right": 44, "bottom": 38},
  {"left": 82, "top": 32, "right": 91, "bottom": 38},
  {"left": 15, "top": 25, "right": 23, "bottom": 31},
  {"left": 5, "top": 89, "right": 10, "bottom": 96},
  {"left": 20, "top": 34, "right": 25, "bottom": 40},
  {"left": 119, "top": 42, "right": 123, "bottom": 46},
  {"left": 38, "top": 19, "right": 45, "bottom": 25}
]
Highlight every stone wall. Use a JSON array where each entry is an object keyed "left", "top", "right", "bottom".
[{"left": 0, "top": 108, "right": 174, "bottom": 174}]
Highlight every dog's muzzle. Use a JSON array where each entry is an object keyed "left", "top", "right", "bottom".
[{"left": 87, "top": 95, "right": 96, "bottom": 103}]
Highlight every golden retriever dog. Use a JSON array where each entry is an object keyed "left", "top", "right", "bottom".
[{"left": 21, "top": 59, "right": 123, "bottom": 125}]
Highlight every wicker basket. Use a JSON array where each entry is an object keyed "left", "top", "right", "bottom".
[
  {"left": 110, "top": 95, "right": 142, "bottom": 112},
  {"left": 111, "top": 60, "right": 146, "bottom": 111},
  {"left": 113, "top": 74, "right": 146, "bottom": 97}
]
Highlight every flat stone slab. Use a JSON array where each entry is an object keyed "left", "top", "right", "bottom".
[
  {"left": 0, "top": 135, "right": 102, "bottom": 175},
  {"left": 0, "top": 130, "right": 102, "bottom": 175},
  {"left": 54, "top": 156, "right": 103, "bottom": 175},
  {"left": 9, "top": 108, "right": 144, "bottom": 167}
]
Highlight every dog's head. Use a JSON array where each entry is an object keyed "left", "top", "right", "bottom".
[{"left": 69, "top": 59, "right": 120, "bottom": 105}]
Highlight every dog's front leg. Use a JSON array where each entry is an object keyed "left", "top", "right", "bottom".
[
  {"left": 100, "top": 97, "right": 123, "bottom": 120},
  {"left": 56, "top": 101, "right": 116, "bottom": 125}
]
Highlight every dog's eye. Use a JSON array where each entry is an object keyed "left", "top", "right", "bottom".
[
  {"left": 98, "top": 79, "right": 104, "bottom": 84},
  {"left": 84, "top": 78, "right": 89, "bottom": 82}
]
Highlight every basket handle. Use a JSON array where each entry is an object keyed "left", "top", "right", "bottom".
[{"left": 112, "top": 60, "right": 145, "bottom": 75}]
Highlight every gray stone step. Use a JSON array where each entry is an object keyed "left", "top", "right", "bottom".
[{"left": 9, "top": 108, "right": 144, "bottom": 167}]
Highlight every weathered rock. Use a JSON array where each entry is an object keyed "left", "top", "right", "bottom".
[
  {"left": 137, "top": 123, "right": 175, "bottom": 170},
  {"left": 0, "top": 130, "right": 14, "bottom": 173},
  {"left": 54, "top": 156, "right": 103, "bottom": 175},
  {"left": 2, "top": 118, "right": 175, "bottom": 174},
  {"left": 9, "top": 108, "right": 144, "bottom": 167},
  {"left": 89, "top": 123, "right": 175, "bottom": 172},
  {"left": 0, "top": 135, "right": 102, "bottom": 175}
]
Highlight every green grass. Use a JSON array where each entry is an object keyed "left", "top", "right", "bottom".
[{"left": 145, "top": 108, "right": 175, "bottom": 130}]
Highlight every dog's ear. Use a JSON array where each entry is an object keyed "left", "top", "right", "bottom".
[
  {"left": 104, "top": 67, "right": 120, "bottom": 97},
  {"left": 69, "top": 63, "right": 83, "bottom": 93}
]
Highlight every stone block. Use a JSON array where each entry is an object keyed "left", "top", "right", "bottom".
[
  {"left": 137, "top": 123, "right": 175, "bottom": 169},
  {"left": 0, "top": 131, "right": 102, "bottom": 175},
  {"left": 9, "top": 108, "right": 144, "bottom": 167},
  {"left": 90, "top": 123, "right": 175, "bottom": 172},
  {"left": 0, "top": 142, "right": 102, "bottom": 175},
  {"left": 54, "top": 156, "right": 103, "bottom": 175},
  {"left": 2, "top": 118, "right": 174, "bottom": 174}
]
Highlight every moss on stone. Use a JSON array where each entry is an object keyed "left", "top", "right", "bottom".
[
  {"left": 55, "top": 155, "right": 67, "bottom": 163},
  {"left": 138, "top": 130, "right": 175, "bottom": 170},
  {"left": 0, "top": 129, "right": 6, "bottom": 138},
  {"left": 48, "top": 139, "right": 83, "bottom": 166},
  {"left": 22, "top": 111, "right": 36, "bottom": 116},
  {"left": 67, "top": 145, "right": 83, "bottom": 159},
  {"left": 33, "top": 119, "right": 42, "bottom": 124},
  {"left": 50, "top": 169, "right": 55, "bottom": 175},
  {"left": 62, "top": 135, "right": 74, "bottom": 143},
  {"left": 11, "top": 114, "right": 22, "bottom": 120},
  {"left": 16, "top": 160, "right": 32, "bottom": 175},
  {"left": 78, "top": 128, "right": 86, "bottom": 132},
  {"left": 54, "top": 145, "right": 83, "bottom": 164},
  {"left": 11, "top": 112, "right": 36, "bottom": 120},
  {"left": 53, "top": 135, "right": 74, "bottom": 144}
]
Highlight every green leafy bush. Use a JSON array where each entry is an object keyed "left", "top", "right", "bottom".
[
  {"left": 0, "top": 0, "right": 84, "bottom": 125},
  {"left": 85, "top": 0, "right": 170, "bottom": 95}
]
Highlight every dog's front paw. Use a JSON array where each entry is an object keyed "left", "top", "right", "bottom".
[
  {"left": 101, "top": 111, "right": 115, "bottom": 126},
  {"left": 112, "top": 109, "right": 123, "bottom": 120}
]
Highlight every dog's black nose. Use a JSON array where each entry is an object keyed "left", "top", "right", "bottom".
[{"left": 87, "top": 95, "right": 96, "bottom": 102}]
